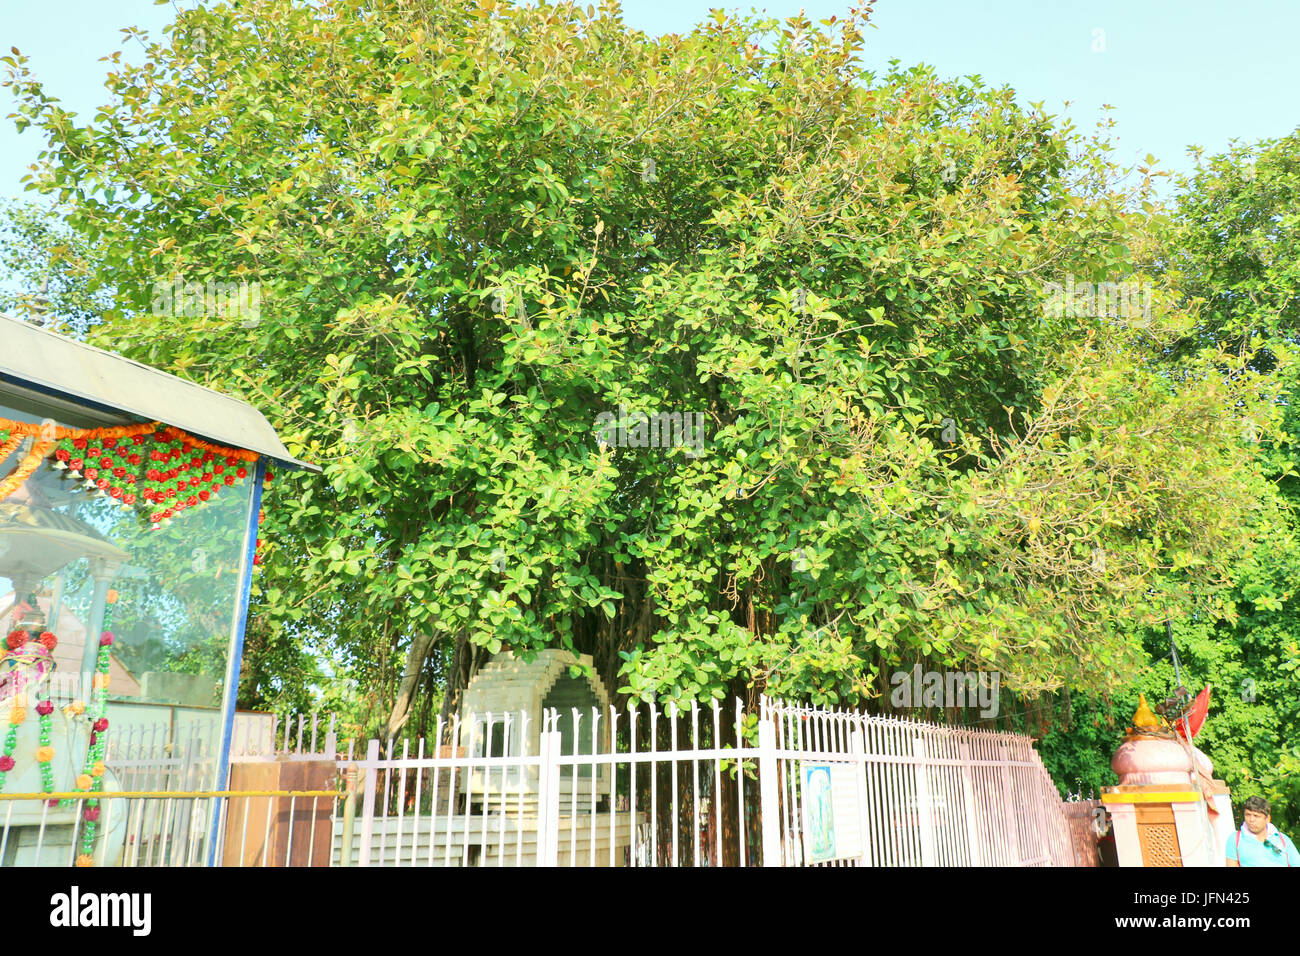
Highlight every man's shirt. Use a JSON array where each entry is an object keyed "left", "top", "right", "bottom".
[{"left": 1226, "top": 823, "right": 1300, "bottom": 866}]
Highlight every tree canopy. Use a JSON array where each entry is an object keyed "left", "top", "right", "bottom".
[{"left": 2, "top": 0, "right": 1287, "bottom": 751}]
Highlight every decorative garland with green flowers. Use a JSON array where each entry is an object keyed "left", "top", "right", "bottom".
[
  {"left": 0, "top": 609, "right": 115, "bottom": 865},
  {"left": 67, "top": 627, "right": 114, "bottom": 868},
  {"left": 0, "top": 418, "right": 255, "bottom": 527},
  {"left": 0, "top": 629, "right": 60, "bottom": 797}
]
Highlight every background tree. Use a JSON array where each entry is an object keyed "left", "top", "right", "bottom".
[
  {"left": 0, "top": 197, "right": 111, "bottom": 334},
  {"left": 1031, "top": 130, "right": 1300, "bottom": 828},
  {"left": 2, "top": 1, "right": 1282, "bottom": 755}
]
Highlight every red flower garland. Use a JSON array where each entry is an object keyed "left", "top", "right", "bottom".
[{"left": 1, "top": 419, "right": 258, "bottom": 527}]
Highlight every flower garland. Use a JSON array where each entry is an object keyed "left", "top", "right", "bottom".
[
  {"left": 66, "top": 627, "right": 113, "bottom": 868},
  {"left": 0, "top": 419, "right": 256, "bottom": 527},
  {"left": 0, "top": 630, "right": 59, "bottom": 799},
  {"left": 0, "top": 596, "right": 118, "bottom": 866},
  {"left": 59, "top": 588, "right": 120, "bottom": 867}
]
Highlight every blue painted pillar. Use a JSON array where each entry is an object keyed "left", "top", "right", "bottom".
[{"left": 207, "top": 456, "right": 266, "bottom": 866}]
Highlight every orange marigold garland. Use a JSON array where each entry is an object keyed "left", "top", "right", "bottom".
[
  {"left": 0, "top": 419, "right": 256, "bottom": 526},
  {"left": 0, "top": 440, "right": 55, "bottom": 501}
]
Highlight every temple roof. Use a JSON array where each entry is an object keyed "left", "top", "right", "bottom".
[{"left": 0, "top": 314, "right": 318, "bottom": 472}]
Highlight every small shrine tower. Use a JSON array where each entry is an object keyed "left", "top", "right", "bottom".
[{"left": 1101, "top": 694, "right": 1234, "bottom": 866}]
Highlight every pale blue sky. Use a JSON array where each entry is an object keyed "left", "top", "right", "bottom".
[{"left": 1, "top": 0, "right": 1296, "bottom": 203}]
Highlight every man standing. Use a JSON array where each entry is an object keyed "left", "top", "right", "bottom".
[{"left": 1226, "top": 796, "right": 1300, "bottom": 866}]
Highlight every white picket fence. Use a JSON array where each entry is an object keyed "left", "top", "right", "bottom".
[
  {"left": 302, "top": 697, "right": 1076, "bottom": 867},
  {"left": 0, "top": 699, "right": 1079, "bottom": 867}
]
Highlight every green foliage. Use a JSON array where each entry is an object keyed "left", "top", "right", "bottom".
[
  {"left": 0, "top": 2, "right": 1281, "bottom": 736},
  {"left": 1156, "top": 130, "right": 1300, "bottom": 828},
  {"left": 0, "top": 197, "right": 111, "bottom": 333},
  {"left": 1033, "top": 130, "right": 1300, "bottom": 829}
]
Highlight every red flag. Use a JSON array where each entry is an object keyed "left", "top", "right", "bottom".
[{"left": 1176, "top": 685, "right": 1211, "bottom": 741}]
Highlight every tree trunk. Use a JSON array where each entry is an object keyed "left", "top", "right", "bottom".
[
  {"left": 436, "top": 630, "right": 481, "bottom": 738},
  {"left": 384, "top": 630, "right": 436, "bottom": 741}
]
